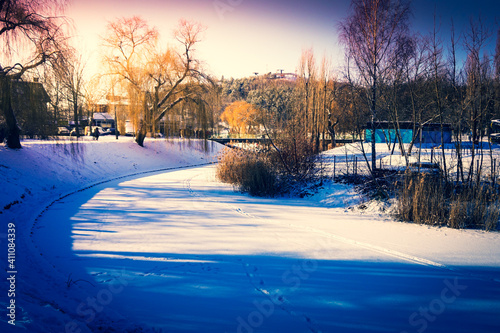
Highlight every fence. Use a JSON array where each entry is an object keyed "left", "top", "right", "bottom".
[{"left": 322, "top": 144, "right": 500, "bottom": 186}]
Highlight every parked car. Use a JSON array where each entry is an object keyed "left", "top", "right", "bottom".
[
  {"left": 57, "top": 127, "right": 70, "bottom": 135},
  {"left": 69, "top": 127, "right": 84, "bottom": 136},
  {"left": 109, "top": 128, "right": 120, "bottom": 136},
  {"left": 100, "top": 128, "right": 120, "bottom": 136},
  {"left": 490, "top": 120, "right": 500, "bottom": 143},
  {"left": 125, "top": 120, "right": 135, "bottom": 136}
]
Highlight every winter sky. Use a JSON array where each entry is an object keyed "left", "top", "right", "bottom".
[{"left": 66, "top": 0, "right": 500, "bottom": 79}]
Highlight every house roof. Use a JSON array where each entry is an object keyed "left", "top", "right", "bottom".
[
  {"left": 366, "top": 121, "right": 452, "bottom": 131},
  {"left": 11, "top": 80, "right": 50, "bottom": 103},
  {"left": 93, "top": 113, "right": 114, "bottom": 120}
]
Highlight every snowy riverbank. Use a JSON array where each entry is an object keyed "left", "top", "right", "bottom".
[
  {"left": 0, "top": 137, "right": 223, "bottom": 332},
  {"left": 1, "top": 138, "right": 499, "bottom": 332}
]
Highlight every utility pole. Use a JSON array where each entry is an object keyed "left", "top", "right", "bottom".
[
  {"left": 114, "top": 103, "right": 118, "bottom": 140},
  {"left": 111, "top": 81, "right": 118, "bottom": 140}
]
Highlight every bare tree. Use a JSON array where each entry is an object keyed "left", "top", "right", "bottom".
[
  {"left": 428, "top": 14, "right": 451, "bottom": 179},
  {"left": 83, "top": 75, "right": 107, "bottom": 134},
  {"left": 495, "top": 28, "right": 500, "bottom": 80},
  {"left": 297, "top": 48, "right": 316, "bottom": 141},
  {"left": 403, "top": 34, "right": 429, "bottom": 157},
  {"left": 151, "top": 20, "right": 208, "bottom": 125},
  {"left": 102, "top": 17, "right": 207, "bottom": 146},
  {"left": 57, "top": 51, "right": 86, "bottom": 137},
  {"left": 462, "top": 17, "right": 492, "bottom": 184},
  {"left": 37, "top": 64, "right": 64, "bottom": 127},
  {"left": 318, "top": 57, "right": 338, "bottom": 150},
  {"left": 446, "top": 18, "right": 470, "bottom": 182},
  {"left": 340, "top": 0, "right": 411, "bottom": 172},
  {"left": 102, "top": 16, "right": 158, "bottom": 145},
  {"left": 1, "top": 0, "right": 68, "bottom": 148}
]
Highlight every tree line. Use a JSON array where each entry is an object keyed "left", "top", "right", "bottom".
[
  {"left": 1, "top": 1, "right": 220, "bottom": 148},
  {"left": 219, "top": 0, "right": 500, "bottom": 184},
  {"left": 2, "top": 0, "right": 500, "bottom": 171},
  {"left": 340, "top": 0, "right": 500, "bottom": 184}
]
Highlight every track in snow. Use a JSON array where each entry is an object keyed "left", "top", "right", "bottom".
[{"left": 30, "top": 166, "right": 500, "bottom": 333}]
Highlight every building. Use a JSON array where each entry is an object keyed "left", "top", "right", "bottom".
[
  {"left": 92, "top": 113, "right": 115, "bottom": 129},
  {"left": 89, "top": 94, "right": 129, "bottom": 134},
  {"left": 9, "top": 79, "right": 51, "bottom": 137},
  {"left": 271, "top": 72, "right": 298, "bottom": 82},
  {"left": 365, "top": 121, "right": 452, "bottom": 144}
]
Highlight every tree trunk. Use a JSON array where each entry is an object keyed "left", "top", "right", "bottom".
[
  {"left": 327, "top": 114, "right": 339, "bottom": 148},
  {"left": 371, "top": 71, "right": 377, "bottom": 170},
  {"left": 371, "top": 118, "right": 376, "bottom": 169},
  {"left": 135, "top": 95, "right": 148, "bottom": 147},
  {"left": 1, "top": 76, "right": 22, "bottom": 149},
  {"left": 136, "top": 120, "right": 147, "bottom": 147},
  {"left": 73, "top": 101, "right": 80, "bottom": 138}
]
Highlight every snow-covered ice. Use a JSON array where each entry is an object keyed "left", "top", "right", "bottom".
[{"left": 1, "top": 138, "right": 500, "bottom": 332}]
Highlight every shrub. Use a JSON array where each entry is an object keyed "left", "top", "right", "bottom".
[
  {"left": 216, "top": 148, "right": 279, "bottom": 197},
  {"left": 449, "top": 186, "right": 500, "bottom": 230},
  {"left": 395, "top": 172, "right": 499, "bottom": 230},
  {"left": 216, "top": 148, "right": 243, "bottom": 184},
  {"left": 216, "top": 128, "right": 321, "bottom": 197},
  {"left": 396, "top": 173, "right": 451, "bottom": 226},
  {"left": 270, "top": 133, "right": 317, "bottom": 181}
]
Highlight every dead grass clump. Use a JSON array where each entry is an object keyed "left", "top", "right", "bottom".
[
  {"left": 216, "top": 148, "right": 278, "bottom": 197},
  {"left": 448, "top": 187, "right": 500, "bottom": 230},
  {"left": 396, "top": 173, "right": 451, "bottom": 226},
  {"left": 395, "top": 172, "right": 499, "bottom": 230}
]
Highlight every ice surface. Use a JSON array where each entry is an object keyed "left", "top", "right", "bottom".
[{"left": 1, "top": 138, "right": 499, "bottom": 332}]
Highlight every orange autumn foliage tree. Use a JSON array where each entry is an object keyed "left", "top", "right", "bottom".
[{"left": 221, "top": 101, "right": 261, "bottom": 135}]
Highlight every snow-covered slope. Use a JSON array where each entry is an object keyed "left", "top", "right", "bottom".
[
  {"left": 0, "top": 137, "right": 223, "bottom": 332},
  {"left": 1, "top": 139, "right": 500, "bottom": 333},
  {"left": 0, "top": 137, "right": 221, "bottom": 213}
]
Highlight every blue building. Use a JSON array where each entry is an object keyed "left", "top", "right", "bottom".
[{"left": 365, "top": 122, "right": 452, "bottom": 144}]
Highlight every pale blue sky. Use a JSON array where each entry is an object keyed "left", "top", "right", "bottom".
[{"left": 66, "top": 0, "right": 499, "bottom": 79}]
